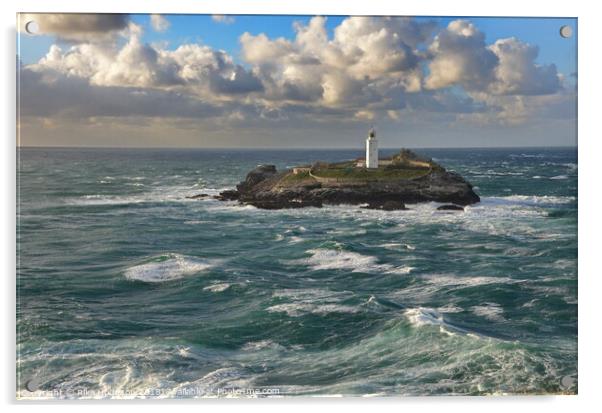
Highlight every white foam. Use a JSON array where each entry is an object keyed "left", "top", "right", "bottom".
[
  {"left": 404, "top": 307, "right": 479, "bottom": 337},
  {"left": 437, "top": 304, "right": 464, "bottom": 313},
  {"left": 387, "top": 266, "right": 415, "bottom": 275},
  {"left": 550, "top": 175, "right": 568, "bottom": 180},
  {"left": 184, "top": 220, "right": 213, "bottom": 225},
  {"left": 422, "top": 274, "right": 517, "bottom": 288},
  {"left": 291, "top": 248, "right": 413, "bottom": 275},
  {"left": 267, "top": 302, "right": 358, "bottom": 317},
  {"left": 297, "top": 249, "right": 376, "bottom": 271},
  {"left": 125, "top": 253, "right": 214, "bottom": 283},
  {"left": 487, "top": 195, "right": 575, "bottom": 205},
  {"left": 267, "top": 288, "right": 358, "bottom": 317},
  {"left": 472, "top": 303, "right": 505, "bottom": 322},
  {"left": 241, "top": 340, "right": 284, "bottom": 351},
  {"left": 203, "top": 283, "right": 231, "bottom": 292},
  {"left": 378, "top": 243, "right": 415, "bottom": 251},
  {"left": 405, "top": 307, "right": 445, "bottom": 328},
  {"left": 68, "top": 186, "right": 230, "bottom": 207}
]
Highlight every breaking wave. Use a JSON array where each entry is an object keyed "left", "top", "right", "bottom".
[
  {"left": 290, "top": 248, "right": 413, "bottom": 275},
  {"left": 124, "top": 253, "right": 214, "bottom": 283}
]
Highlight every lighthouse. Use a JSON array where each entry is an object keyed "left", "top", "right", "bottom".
[{"left": 366, "top": 127, "right": 379, "bottom": 169}]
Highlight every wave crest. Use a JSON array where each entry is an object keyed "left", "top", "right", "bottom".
[{"left": 124, "top": 253, "right": 214, "bottom": 283}]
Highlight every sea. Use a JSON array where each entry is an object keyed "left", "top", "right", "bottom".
[{"left": 16, "top": 147, "right": 578, "bottom": 398}]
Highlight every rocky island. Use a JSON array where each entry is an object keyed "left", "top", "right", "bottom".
[{"left": 209, "top": 148, "right": 480, "bottom": 210}]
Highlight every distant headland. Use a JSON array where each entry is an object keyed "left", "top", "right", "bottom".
[{"left": 189, "top": 130, "right": 480, "bottom": 210}]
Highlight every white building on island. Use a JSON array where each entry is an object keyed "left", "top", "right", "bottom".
[{"left": 366, "top": 127, "right": 379, "bottom": 169}]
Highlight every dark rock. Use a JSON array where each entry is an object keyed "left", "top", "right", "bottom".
[
  {"left": 437, "top": 204, "right": 465, "bottom": 211},
  {"left": 248, "top": 198, "right": 323, "bottom": 209},
  {"left": 236, "top": 164, "right": 277, "bottom": 193},
  {"left": 185, "top": 193, "right": 210, "bottom": 200},
  {"left": 361, "top": 200, "right": 407, "bottom": 211},
  {"left": 214, "top": 189, "right": 240, "bottom": 201}
]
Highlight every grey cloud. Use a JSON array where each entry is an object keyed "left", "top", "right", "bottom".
[
  {"left": 19, "top": 67, "right": 223, "bottom": 119},
  {"left": 208, "top": 65, "right": 264, "bottom": 95},
  {"left": 488, "top": 38, "right": 561, "bottom": 95},
  {"left": 425, "top": 20, "right": 499, "bottom": 91},
  {"left": 29, "top": 32, "right": 262, "bottom": 97},
  {"left": 240, "top": 16, "right": 435, "bottom": 109},
  {"left": 426, "top": 20, "right": 562, "bottom": 98},
  {"left": 20, "top": 15, "right": 569, "bottom": 133},
  {"left": 19, "top": 13, "right": 130, "bottom": 42}
]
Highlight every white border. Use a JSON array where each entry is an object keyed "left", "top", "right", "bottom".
[{"left": 3, "top": 1, "right": 601, "bottom": 412}]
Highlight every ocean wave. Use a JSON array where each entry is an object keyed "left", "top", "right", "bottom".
[
  {"left": 167, "top": 367, "right": 253, "bottom": 398},
  {"left": 124, "top": 253, "right": 214, "bottom": 283},
  {"left": 404, "top": 307, "right": 446, "bottom": 328},
  {"left": 184, "top": 220, "right": 214, "bottom": 225},
  {"left": 378, "top": 242, "right": 415, "bottom": 251},
  {"left": 291, "top": 248, "right": 413, "bottom": 275},
  {"left": 267, "top": 302, "right": 359, "bottom": 317},
  {"left": 481, "top": 195, "right": 576, "bottom": 206},
  {"left": 241, "top": 340, "right": 285, "bottom": 352},
  {"left": 267, "top": 288, "right": 359, "bottom": 317},
  {"left": 203, "top": 283, "right": 231, "bottom": 292},
  {"left": 471, "top": 170, "right": 524, "bottom": 177},
  {"left": 550, "top": 175, "right": 568, "bottom": 180},
  {"left": 510, "top": 153, "right": 545, "bottom": 158},
  {"left": 422, "top": 274, "right": 518, "bottom": 288},
  {"left": 295, "top": 248, "right": 376, "bottom": 271},
  {"left": 67, "top": 186, "right": 230, "bottom": 206},
  {"left": 388, "top": 274, "right": 521, "bottom": 304},
  {"left": 472, "top": 303, "right": 505, "bottom": 322},
  {"left": 404, "top": 307, "right": 475, "bottom": 337}
]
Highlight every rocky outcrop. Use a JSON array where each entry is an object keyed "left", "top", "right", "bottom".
[
  {"left": 185, "top": 193, "right": 210, "bottom": 199},
  {"left": 214, "top": 150, "right": 480, "bottom": 210},
  {"left": 214, "top": 190, "right": 239, "bottom": 201},
  {"left": 437, "top": 204, "right": 466, "bottom": 211}
]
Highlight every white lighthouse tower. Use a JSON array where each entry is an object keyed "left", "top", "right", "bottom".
[{"left": 366, "top": 127, "right": 379, "bottom": 169}]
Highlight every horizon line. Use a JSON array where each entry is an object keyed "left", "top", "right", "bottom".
[{"left": 17, "top": 144, "right": 578, "bottom": 150}]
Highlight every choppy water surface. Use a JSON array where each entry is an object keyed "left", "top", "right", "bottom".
[{"left": 17, "top": 147, "right": 577, "bottom": 397}]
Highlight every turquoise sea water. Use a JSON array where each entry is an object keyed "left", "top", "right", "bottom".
[{"left": 16, "top": 147, "right": 577, "bottom": 398}]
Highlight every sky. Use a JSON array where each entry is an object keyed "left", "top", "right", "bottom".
[{"left": 17, "top": 14, "right": 577, "bottom": 148}]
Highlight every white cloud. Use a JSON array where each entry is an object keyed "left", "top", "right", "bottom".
[
  {"left": 488, "top": 37, "right": 561, "bottom": 95},
  {"left": 19, "top": 14, "right": 572, "bottom": 143},
  {"left": 240, "top": 16, "right": 435, "bottom": 110},
  {"left": 150, "top": 14, "right": 170, "bottom": 32},
  {"left": 211, "top": 15, "right": 235, "bottom": 24},
  {"left": 29, "top": 26, "right": 263, "bottom": 97},
  {"left": 425, "top": 20, "right": 498, "bottom": 91},
  {"left": 426, "top": 20, "right": 562, "bottom": 98}
]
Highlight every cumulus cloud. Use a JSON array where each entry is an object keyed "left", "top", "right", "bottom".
[
  {"left": 488, "top": 37, "right": 561, "bottom": 95},
  {"left": 19, "top": 67, "right": 223, "bottom": 119},
  {"left": 240, "top": 16, "right": 435, "bottom": 109},
  {"left": 426, "top": 20, "right": 562, "bottom": 98},
  {"left": 18, "top": 13, "right": 129, "bottom": 42},
  {"left": 29, "top": 27, "right": 263, "bottom": 97},
  {"left": 19, "top": 14, "right": 571, "bottom": 140},
  {"left": 150, "top": 14, "right": 170, "bottom": 32},
  {"left": 212, "top": 15, "right": 235, "bottom": 24},
  {"left": 425, "top": 20, "right": 499, "bottom": 91}
]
